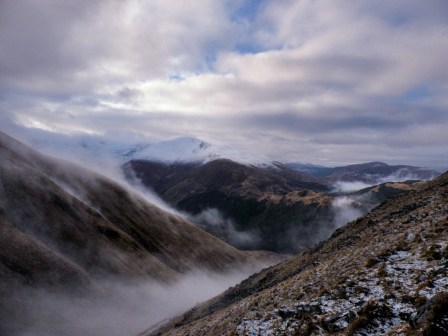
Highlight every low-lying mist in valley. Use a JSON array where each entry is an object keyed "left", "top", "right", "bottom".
[
  {"left": 331, "top": 196, "right": 365, "bottom": 228},
  {"left": 278, "top": 197, "right": 365, "bottom": 252},
  {"left": 332, "top": 181, "right": 372, "bottom": 193},
  {"left": 332, "top": 170, "right": 437, "bottom": 194},
  {"left": 188, "top": 208, "right": 262, "bottom": 250},
  {"left": 3, "top": 269, "right": 257, "bottom": 336},
  {"left": 278, "top": 183, "right": 380, "bottom": 252}
]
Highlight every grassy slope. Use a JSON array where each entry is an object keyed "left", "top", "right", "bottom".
[{"left": 147, "top": 171, "right": 448, "bottom": 335}]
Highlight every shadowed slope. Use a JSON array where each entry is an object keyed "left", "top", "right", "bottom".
[
  {"left": 124, "top": 159, "right": 333, "bottom": 252},
  {"left": 0, "top": 131, "right": 250, "bottom": 293}
]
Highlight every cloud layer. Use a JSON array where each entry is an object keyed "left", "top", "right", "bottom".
[{"left": 1, "top": 0, "right": 447, "bottom": 168}]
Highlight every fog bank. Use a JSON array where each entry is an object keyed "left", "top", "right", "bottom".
[{"left": 4, "top": 270, "right": 256, "bottom": 336}]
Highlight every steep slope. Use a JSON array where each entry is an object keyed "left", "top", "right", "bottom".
[
  {"left": 146, "top": 171, "right": 448, "bottom": 336},
  {"left": 0, "top": 131, "right": 251, "bottom": 294},
  {"left": 124, "top": 159, "right": 333, "bottom": 253}
]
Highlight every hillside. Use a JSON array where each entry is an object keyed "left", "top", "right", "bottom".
[
  {"left": 145, "top": 171, "right": 448, "bottom": 336},
  {"left": 124, "top": 159, "right": 333, "bottom": 252},
  {"left": 0, "top": 131, "right": 255, "bottom": 333}
]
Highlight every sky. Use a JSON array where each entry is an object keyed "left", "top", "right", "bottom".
[{"left": 0, "top": 0, "right": 447, "bottom": 168}]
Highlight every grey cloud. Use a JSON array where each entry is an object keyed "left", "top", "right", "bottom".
[
  {"left": 0, "top": 0, "right": 236, "bottom": 94},
  {"left": 0, "top": 1, "right": 102, "bottom": 92},
  {"left": 115, "top": 87, "right": 144, "bottom": 102}
]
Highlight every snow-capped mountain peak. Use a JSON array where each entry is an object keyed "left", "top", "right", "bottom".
[
  {"left": 128, "top": 137, "right": 215, "bottom": 163},
  {"left": 127, "top": 136, "right": 272, "bottom": 166},
  {"left": 19, "top": 131, "right": 273, "bottom": 167}
]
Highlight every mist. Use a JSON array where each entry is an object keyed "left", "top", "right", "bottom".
[
  {"left": 332, "top": 181, "right": 373, "bottom": 193},
  {"left": 188, "top": 208, "right": 261, "bottom": 250},
  {"left": 282, "top": 188, "right": 377, "bottom": 252},
  {"left": 3, "top": 270, "right": 255, "bottom": 336},
  {"left": 333, "top": 170, "right": 437, "bottom": 194},
  {"left": 12, "top": 129, "right": 187, "bottom": 221},
  {"left": 331, "top": 196, "right": 364, "bottom": 228},
  {"left": 375, "top": 169, "right": 437, "bottom": 184}
]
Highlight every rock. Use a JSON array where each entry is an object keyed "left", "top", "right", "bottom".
[
  {"left": 322, "top": 310, "right": 356, "bottom": 332},
  {"left": 277, "top": 303, "right": 321, "bottom": 320},
  {"left": 409, "top": 291, "right": 448, "bottom": 334}
]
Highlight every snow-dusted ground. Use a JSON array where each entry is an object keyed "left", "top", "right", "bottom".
[{"left": 235, "top": 245, "right": 448, "bottom": 336}]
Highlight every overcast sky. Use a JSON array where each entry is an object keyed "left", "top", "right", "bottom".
[{"left": 1, "top": 0, "right": 447, "bottom": 168}]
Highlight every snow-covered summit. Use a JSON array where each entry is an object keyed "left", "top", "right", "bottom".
[
  {"left": 123, "top": 137, "right": 215, "bottom": 163},
  {"left": 20, "top": 131, "right": 273, "bottom": 167},
  {"left": 122, "top": 136, "right": 273, "bottom": 166}
]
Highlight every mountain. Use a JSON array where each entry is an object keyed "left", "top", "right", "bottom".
[
  {"left": 0, "top": 131, "right": 254, "bottom": 318},
  {"left": 288, "top": 161, "right": 438, "bottom": 184},
  {"left": 285, "top": 162, "right": 336, "bottom": 177},
  {"left": 14, "top": 128, "right": 439, "bottom": 180},
  {"left": 123, "top": 137, "right": 275, "bottom": 167},
  {"left": 346, "top": 180, "right": 426, "bottom": 205},
  {"left": 123, "top": 159, "right": 428, "bottom": 254},
  {"left": 123, "top": 159, "right": 339, "bottom": 253},
  {"left": 145, "top": 171, "right": 448, "bottom": 336},
  {"left": 17, "top": 129, "right": 439, "bottom": 186}
]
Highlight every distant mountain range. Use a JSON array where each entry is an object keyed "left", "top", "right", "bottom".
[
  {"left": 16, "top": 131, "right": 440, "bottom": 179},
  {"left": 286, "top": 161, "right": 438, "bottom": 184},
  {"left": 13, "top": 131, "right": 439, "bottom": 253}
]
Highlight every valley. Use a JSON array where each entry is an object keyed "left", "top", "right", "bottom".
[{"left": 122, "top": 155, "right": 433, "bottom": 254}]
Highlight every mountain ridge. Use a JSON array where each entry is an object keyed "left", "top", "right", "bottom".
[
  {"left": 10, "top": 130, "right": 441, "bottom": 177},
  {"left": 287, "top": 161, "right": 438, "bottom": 184},
  {"left": 124, "top": 158, "right": 334, "bottom": 252}
]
